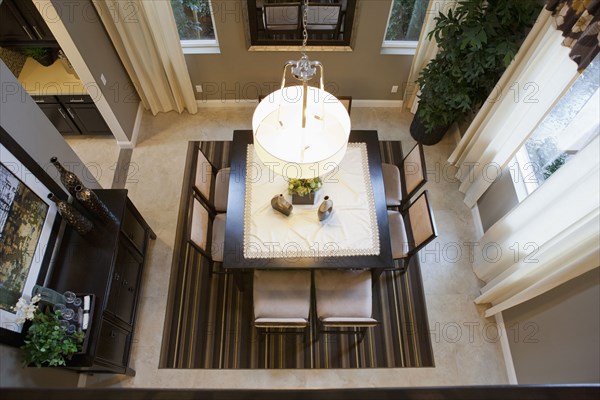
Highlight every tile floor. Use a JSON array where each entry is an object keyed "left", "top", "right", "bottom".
[{"left": 66, "top": 106, "right": 508, "bottom": 389}]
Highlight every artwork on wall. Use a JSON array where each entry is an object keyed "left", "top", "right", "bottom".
[{"left": 0, "top": 127, "right": 63, "bottom": 346}]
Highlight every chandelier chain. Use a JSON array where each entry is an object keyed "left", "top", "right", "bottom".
[{"left": 301, "top": 0, "right": 309, "bottom": 54}]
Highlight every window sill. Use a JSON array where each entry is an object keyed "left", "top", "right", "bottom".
[
  {"left": 181, "top": 40, "right": 220, "bottom": 55},
  {"left": 381, "top": 41, "right": 418, "bottom": 55}
]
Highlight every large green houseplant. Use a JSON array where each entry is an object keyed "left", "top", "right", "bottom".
[{"left": 411, "top": 0, "right": 541, "bottom": 145}]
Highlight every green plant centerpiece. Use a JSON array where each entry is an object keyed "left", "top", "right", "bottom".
[
  {"left": 22, "top": 308, "right": 84, "bottom": 367},
  {"left": 412, "top": 0, "right": 541, "bottom": 145},
  {"left": 14, "top": 295, "right": 84, "bottom": 368},
  {"left": 288, "top": 177, "right": 322, "bottom": 205}
]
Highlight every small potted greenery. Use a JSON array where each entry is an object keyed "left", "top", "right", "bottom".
[
  {"left": 411, "top": 0, "right": 541, "bottom": 145},
  {"left": 14, "top": 295, "right": 84, "bottom": 367},
  {"left": 288, "top": 177, "right": 322, "bottom": 205},
  {"left": 21, "top": 47, "right": 58, "bottom": 67}
]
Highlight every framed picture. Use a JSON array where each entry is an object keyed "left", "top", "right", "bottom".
[{"left": 0, "top": 126, "right": 64, "bottom": 346}]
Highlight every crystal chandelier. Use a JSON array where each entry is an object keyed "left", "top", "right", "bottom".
[{"left": 252, "top": 0, "right": 351, "bottom": 179}]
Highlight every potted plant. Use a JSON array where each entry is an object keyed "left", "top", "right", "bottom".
[
  {"left": 14, "top": 295, "right": 84, "bottom": 367},
  {"left": 21, "top": 47, "right": 59, "bottom": 67},
  {"left": 412, "top": 0, "right": 541, "bottom": 145},
  {"left": 288, "top": 177, "right": 322, "bottom": 205}
]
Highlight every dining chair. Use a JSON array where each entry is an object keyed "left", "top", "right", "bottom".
[
  {"left": 314, "top": 269, "right": 378, "bottom": 341},
  {"left": 387, "top": 190, "right": 437, "bottom": 273},
  {"left": 337, "top": 95, "right": 352, "bottom": 115},
  {"left": 189, "top": 194, "right": 227, "bottom": 275},
  {"left": 193, "top": 147, "right": 230, "bottom": 214},
  {"left": 253, "top": 269, "right": 312, "bottom": 337},
  {"left": 382, "top": 143, "right": 427, "bottom": 209},
  {"left": 262, "top": 3, "right": 302, "bottom": 39},
  {"left": 306, "top": 3, "right": 343, "bottom": 40}
]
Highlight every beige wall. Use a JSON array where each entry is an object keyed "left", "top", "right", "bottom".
[{"left": 186, "top": 0, "right": 412, "bottom": 100}]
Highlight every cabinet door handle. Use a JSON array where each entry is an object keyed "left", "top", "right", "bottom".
[
  {"left": 22, "top": 26, "right": 34, "bottom": 39},
  {"left": 110, "top": 330, "right": 117, "bottom": 338},
  {"left": 58, "top": 107, "right": 68, "bottom": 119},
  {"left": 122, "top": 279, "right": 129, "bottom": 287},
  {"left": 32, "top": 26, "right": 43, "bottom": 39},
  {"left": 35, "top": 99, "right": 45, "bottom": 103},
  {"left": 66, "top": 107, "right": 76, "bottom": 119},
  {"left": 114, "top": 272, "right": 120, "bottom": 281},
  {"left": 70, "top": 99, "right": 85, "bottom": 103}
]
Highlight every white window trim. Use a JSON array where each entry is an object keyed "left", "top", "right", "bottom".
[{"left": 381, "top": 40, "right": 418, "bottom": 55}]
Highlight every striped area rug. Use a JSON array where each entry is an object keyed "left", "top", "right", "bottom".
[{"left": 160, "top": 140, "right": 434, "bottom": 369}]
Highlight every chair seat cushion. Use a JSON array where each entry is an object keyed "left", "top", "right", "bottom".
[
  {"left": 387, "top": 210, "right": 409, "bottom": 259},
  {"left": 382, "top": 163, "right": 402, "bottom": 207},
  {"left": 254, "top": 318, "right": 308, "bottom": 328},
  {"left": 315, "top": 270, "right": 372, "bottom": 319},
  {"left": 214, "top": 168, "right": 231, "bottom": 213},
  {"left": 253, "top": 270, "right": 311, "bottom": 320},
  {"left": 211, "top": 213, "right": 226, "bottom": 262}
]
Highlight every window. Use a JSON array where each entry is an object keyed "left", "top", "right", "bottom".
[
  {"left": 170, "top": 0, "right": 220, "bottom": 54},
  {"left": 509, "top": 53, "right": 599, "bottom": 201},
  {"left": 382, "top": 0, "right": 427, "bottom": 55}
]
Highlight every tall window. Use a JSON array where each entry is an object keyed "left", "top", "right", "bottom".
[
  {"left": 170, "top": 0, "right": 219, "bottom": 54},
  {"left": 509, "top": 53, "right": 599, "bottom": 201},
  {"left": 382, "top": 0, "right": 427, "bottom": 54}
]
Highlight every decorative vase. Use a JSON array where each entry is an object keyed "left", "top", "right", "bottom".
[
  {"left": 47, "top": 193, "right": 93, "bottom": 235},
  {"left": 292, "top": 192, "right": 317, "bottom": 205},
  {"left": 271, "top": 194, "right": 293, "bottom": 216},
  {"left": 75, "top": 185, "right": 115, "bottom": 222},
  {"left": 317, "top": 196, "right": 333, "bottom": 222},
  {"left": 50, "top": 156, "right": 83, "bottom": 196}
]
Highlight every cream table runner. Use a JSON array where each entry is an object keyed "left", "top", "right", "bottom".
[{"left": 243, "top": 143, "right": 380, "bottom": 259}]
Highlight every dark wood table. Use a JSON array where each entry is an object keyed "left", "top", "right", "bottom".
[{"left": 223, "top": 130, "right": 392, "bottom": 271}]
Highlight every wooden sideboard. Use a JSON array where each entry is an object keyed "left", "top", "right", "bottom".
[{"left": 47, "top": 189, "right": 155, "bottom": 376}]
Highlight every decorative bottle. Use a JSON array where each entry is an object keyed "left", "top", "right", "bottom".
[
  {"left": 50, "top": 156, "right": 82, "bottom": 196},
  {"left": 48, "top": 193, "right": 93, "bottom": 235},
  {"left": 75, "top": 185, "right": 115, "bottom": 222},
  {"left": 317, "top": 196, "right": 333, "bottom": 222},
  {"left": 271, "top": 194, "right": 293, "bottom": 216}
]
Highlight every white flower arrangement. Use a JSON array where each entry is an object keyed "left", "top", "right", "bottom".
[{"left": 12, "top": 295, "right": 42, "bottom": 325}]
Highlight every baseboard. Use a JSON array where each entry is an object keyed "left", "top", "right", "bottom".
[
  {"left": 196, "top": 99, "right": 404, "bottom": 108},
  {"left": 352, "top": 100, "right": 403, "bottom": 108},
  {"left": 471, "top": 202, "right": 485, "bottom": 239},
  {"left": 495, "top": 313, "right": 518, "bottom": 384}
]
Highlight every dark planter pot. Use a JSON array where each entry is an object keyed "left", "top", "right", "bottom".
[
  {"left": 292, "top": 192, "right": 317, "bottom": 205},
  {"left": 410, "top": 114, "right": 450, "bottom": 146},
  {"left": 35, "top": 48, "right": 59, "bottom": 67}
]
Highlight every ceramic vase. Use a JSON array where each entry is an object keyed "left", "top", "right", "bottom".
[
  {"left": 48, "top": 193, "right": 93, "bottom": 235},
  {"left": 271, "top": 194, "right": 293, "bottom": 216},
  {"left": 75, "top": 185, "right": 115, "bottom": 222},
  {"left": 317, "top": 196, "right": 333, "bottom": 222},
  {"left": 50, "top": 156, "right": 82, "bottom": 196}
]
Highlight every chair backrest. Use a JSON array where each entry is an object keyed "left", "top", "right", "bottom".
[
  {"left": 337, "top": 95, "right": 352, "bottom": 115},
  {"left": 402, "top": 143, "right": 427, "bottom": 200},
  {"left": 306, "top": 4, "right": 342, "bottom": 31},
  {"left": 190, "top": 197, "right": 211, "bottom": 256},
  {"left": 263, "top": 3, "right": 301, "bottom": 31},
  {"left": 406, "top": 190, "right": 437, "bottom": 255},
  {"left": 194, "top": 149, "right": 214, "bottom": 202}
]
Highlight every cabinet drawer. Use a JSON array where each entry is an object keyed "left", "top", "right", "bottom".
[
  {"left": 122, "top": 205, "right": 146, "bottom": 253},
  {"left": 62, "top": 95, "right": 93, "bottom": 104},
  {"left": 96, "top": 319, "right": 131, "bottom": 367},
  {"left": 106, "top": 236, "right": 143, "bottom": 325},
  {"left": 32, "top": 95, "right": 58, "bottom": 104}
]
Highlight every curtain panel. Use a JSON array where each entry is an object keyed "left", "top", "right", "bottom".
[
  {"left": 473, "top": 136, "right": 600, "bottom": 317},
  {"left": 92, "top": 0, "right": 198, "bottom": 115},
  {"left": 403, "top": 0, "right": 457, "bottom": 113},
  {"left": 546, "top": 0, "right": 600, "bottom": 71}
]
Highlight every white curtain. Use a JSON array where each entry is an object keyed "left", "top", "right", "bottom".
[
  {"left": 473, "top": 136, "right": 600, "bottom": 317},
  {"left": 404, "top": 0, "right": 457, "bottom": 113},
  {"left": 448, "top": 10, "right": 579, "bottom": 207},
  {"left": 93, "top": 0, "right": 198, "bottom": 115}
]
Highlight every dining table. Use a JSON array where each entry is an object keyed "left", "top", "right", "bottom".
[{"left": 222, "top": 130, "right": 393, "bottom": 280}]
